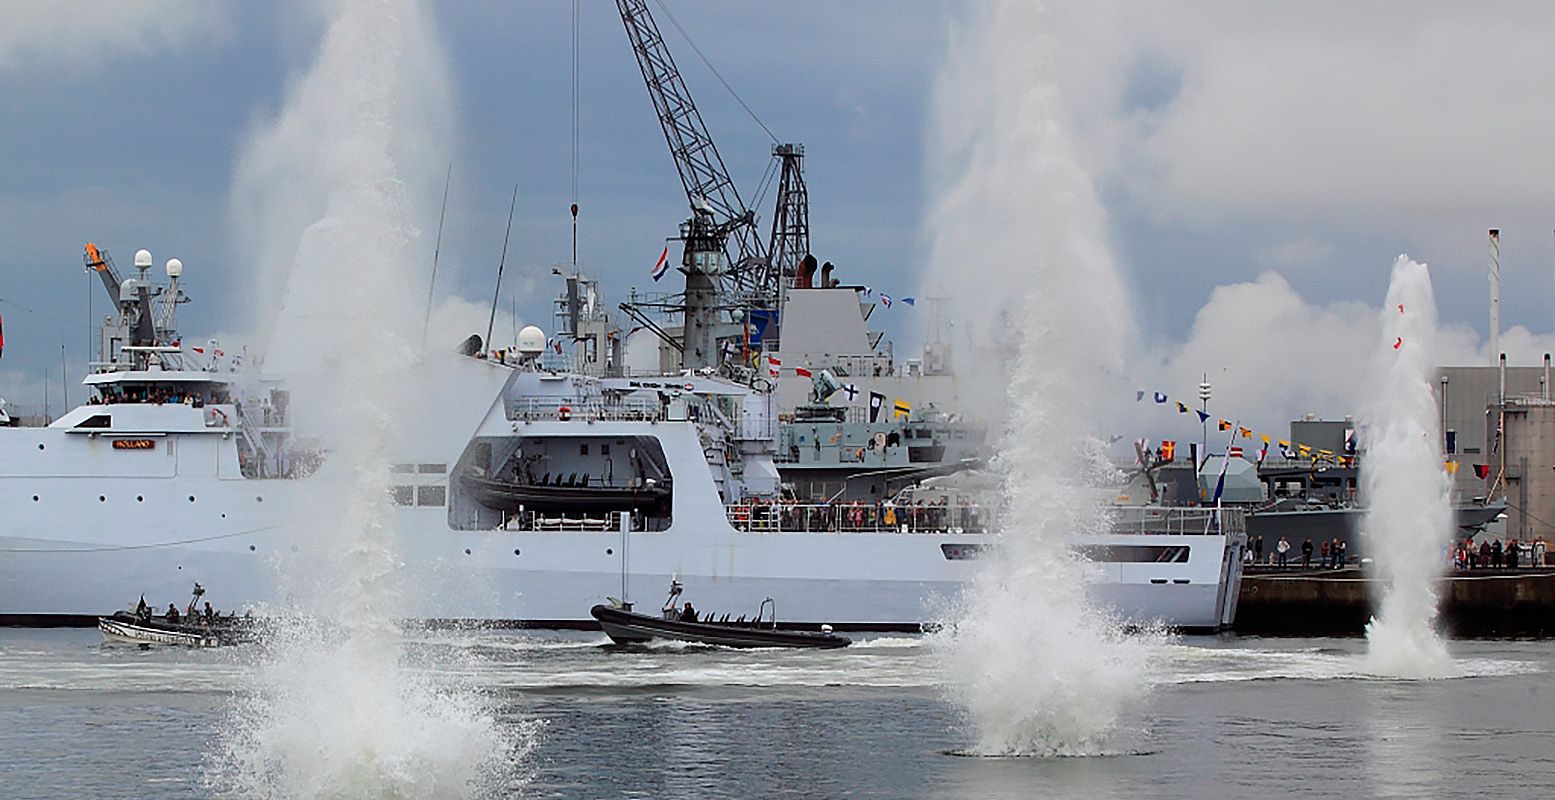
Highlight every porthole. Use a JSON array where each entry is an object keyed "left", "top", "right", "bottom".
[
  {"left": 220, "top": 513, "right": 227, "bottom": 519},
  {"left": 513, "top": 549, "right": 521, "bottom": 556},
  {"left": 606, "top": 548, "right": 614, "bottom": 556},
  {"left": 248, "top": 545, "right": 256, "bottom": 552},
  {"left": 31, "top": 495, "right": 39, "bottom": 502},
  {"left": 188, "top": 495, "right": 196, "bottom": 503},
  {"left": 37, "top": 443, "right": 44, "bottom": 451},
  {"left": 463, "top": 548, "right": 472, "bottom": 555},
  {"left": 98, "top": 495, "right": 106, "bottom": 502},
  {"left": 136, "top": 496, "right": 144, "bottom": 502},
  {"left": 256, "top": 496, "right": 263, "bottom": 503}
]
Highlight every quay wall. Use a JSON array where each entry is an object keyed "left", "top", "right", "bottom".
[{"left": 1234, "top": 569, "right": 1555, "bottom": 636}]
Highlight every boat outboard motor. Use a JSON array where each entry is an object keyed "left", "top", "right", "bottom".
[{"left": 458, "top": 334, "right": 484, "bottom": 357}]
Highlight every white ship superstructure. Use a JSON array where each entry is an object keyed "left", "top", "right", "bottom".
[{"left": 0, "top": 246, "right": 1244, "bottom": 631}]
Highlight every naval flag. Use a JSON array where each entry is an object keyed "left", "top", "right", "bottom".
[
  {"left": 841, "top": 383, "right": 859, "bottom": 402},
  {"left": 869, "top": 391, "right": 886, "bottom": 423},
  {"left": 650, "top": 245, "right": 670, "bottom": 281}
]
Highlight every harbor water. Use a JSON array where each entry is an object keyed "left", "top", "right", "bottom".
[{"left": 2, "top": 628, "right": 1550, "bottom": 799}]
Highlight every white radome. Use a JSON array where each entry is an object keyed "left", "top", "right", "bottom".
[
  {"left": 165, "top": 258, "right": 183, "bottom": 278},
  {"left": 516, "top": 325, "right": 546, "bottom": 356},
  {"left": 133, "top": 249, "right": 153, "bottom": 268}
]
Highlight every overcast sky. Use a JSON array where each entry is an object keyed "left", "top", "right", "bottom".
[{"left": 4, "top": 1, "right": 1555, "bottom": 440}]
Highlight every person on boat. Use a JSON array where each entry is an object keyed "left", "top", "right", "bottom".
[
  {"left": 681, "top": 602, "right": 698, "bottom": 623},
  {"left": 203, "top": 602, "right": 215, "bottom": 622},
  {"left": 166, "top": 604, "right": 181, "bottom": 624}
]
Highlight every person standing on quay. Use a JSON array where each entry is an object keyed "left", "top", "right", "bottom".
[
  {"left": 1276, "top": 536, "right": 1291, "bottom": 568},
  {"left": 1302, "top": 537, "right": 1314, "bottom": 570}
]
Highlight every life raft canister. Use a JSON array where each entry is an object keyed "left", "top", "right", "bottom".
[{"left": 558, "top": 405, "right": 572, "bottom": 421}]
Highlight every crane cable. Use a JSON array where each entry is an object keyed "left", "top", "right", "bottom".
[{"left": 652, "top": 0, "right": 779, "bottom": 145}]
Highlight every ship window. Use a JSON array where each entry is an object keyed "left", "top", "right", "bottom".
[
  {"left": 418, "top": 463, "right": 447, "bottom": 474},
  {"left": 1076, "top": 545, "right": 1190, "bottom": 563},
  {"left": 390, "top": 485, "right": 414, "bottom": 505},
  {"left": 601, "top": 445, "right": 610, "bottom": 455},
  {"left": 580, "top": 443, "right": 589, "bottom": 456},
  {"left": 390, "top": 463, "right": 416, "bottom": 474},
  {"left": 416, "top": 485, "right": 446, "bottom": 507},
  {"left": 76, "top": 414, "right": 111, "bottom": 429}
]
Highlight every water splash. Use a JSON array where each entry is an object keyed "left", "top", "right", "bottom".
[
  {"left": 210, "top": 1, "right": 527, "bottom": 795},
  {"left": 924, "top": 1, "right": 1161, "bottom": 756},
  {"left": 1360, "top": 256, "right": 1455, "bottom": 678}
]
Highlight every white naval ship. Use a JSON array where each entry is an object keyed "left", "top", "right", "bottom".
[{"left": 0, "top": 244, "right": 1245, "bottom": 632}]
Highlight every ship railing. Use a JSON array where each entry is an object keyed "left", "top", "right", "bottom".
[
  {"left": 726, "top": 502, "right": 992, "bottom": 534},
  {"left": 507, "top": 397, "right": 664, "bottom": 423},
  {"left": 1108, "top": 505, "right": 1247, "bottom": 536}
]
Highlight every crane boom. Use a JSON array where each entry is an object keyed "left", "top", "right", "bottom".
[{"left": 616, "top": 0, "right": 767, "bottom": 285}]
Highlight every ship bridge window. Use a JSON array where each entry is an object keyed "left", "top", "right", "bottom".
[
  {"left": 416, "top": 485, "right": 446, "bottom": 507},
  {"left": 391, "top": 463, "right": 416, "bottom": 474},
  {"left": 390, "top": 485, "right": 414, "bottom": 505},
  {"left": 76, "top": 414, "right": 111, "bottom": 429},
  {"left": 418, "top": 463, "right": 447, "bottom": 474}
]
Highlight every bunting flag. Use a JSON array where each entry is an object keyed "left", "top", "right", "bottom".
[
  {"left": 893, "top": 398, "right": 912, "bottom": 419},
  {"left": 794, "top": 366, "right": 813, "bottom": 378},
  {"left": 650, "top": 245, "right": 670, "bottom": 281},
  {"left": 1229, "top": 445, "right": 1244, "bottom": 459},
  {"left": 869, "top": 391, "right": 886, "bottom": 423},
  {"left": 767, "top": 355, "right": 782, "bottom": 378},
  {"left": 900, "top": 297, "right": 916, "bottom": 306},
  {"left": 1160, "top": 440, "right": 1176, "bottom": 462},
  {"left": 1444, "top": 460, "right": 1460, "bottom": 475},
  {"left": 0, "top": 313, "right": 4, "bottom": 359},
  {"left": 880, "top": 293, "right": 893, "bottom": 308},
  {"left": 1131, "top": 386, "right": 1344, "bottom": 466},
  {"left": 840, "top": 383, "right": 859, "bottom": 402},
  {"left": 1473, "top": 463, "right": 1490, "bottom": 479}
]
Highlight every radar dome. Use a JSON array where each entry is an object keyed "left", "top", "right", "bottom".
[
  {"left": 165, "top": 258, "right": 183, "bottom": 278},
  {"left": 516, "top": 325, "right": 547, "bottom": 356},
  {"left": 133, "top": 249, "right": 153, "bottom": 268}
]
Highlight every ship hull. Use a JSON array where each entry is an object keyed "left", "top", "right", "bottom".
[{"left": 0, "top": 526, "right": 1241, "bottom": 632}]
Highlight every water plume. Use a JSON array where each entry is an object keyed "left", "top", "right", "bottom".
[
  {"left": 925, "top": 1, "right": 1160, "bottom": 756},
  {"left": 211, "top": 1, "right": 526, "bottom": 795},
  {"left": 1360, "top": 256, "right": 1454, "bottom": 678}
]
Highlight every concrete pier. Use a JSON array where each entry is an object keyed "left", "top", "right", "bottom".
[{"left": 1235, "top": 568, "right": 1555, "bottom": 636}]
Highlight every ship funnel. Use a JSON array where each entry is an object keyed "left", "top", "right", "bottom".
[
  {"left": 796, "top": 254, "right": 818, "bottom": 289},
  {"left": 165, "top": 258, "right": 183, "bottom": 278}
]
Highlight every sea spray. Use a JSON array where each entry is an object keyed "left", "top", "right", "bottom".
[
  {"left": 1360, "top": 256, "right": 1454, "bottom": 678},
  {"left": 924, "top": 1, "right": 1161, "bottom": 755},
  {"left": 210, "top": 1, "right": 526, "bottom": 795}
]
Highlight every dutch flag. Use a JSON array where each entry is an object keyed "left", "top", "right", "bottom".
[{"left": 650, "top": 245, "right": 670, "bottom": 282}]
